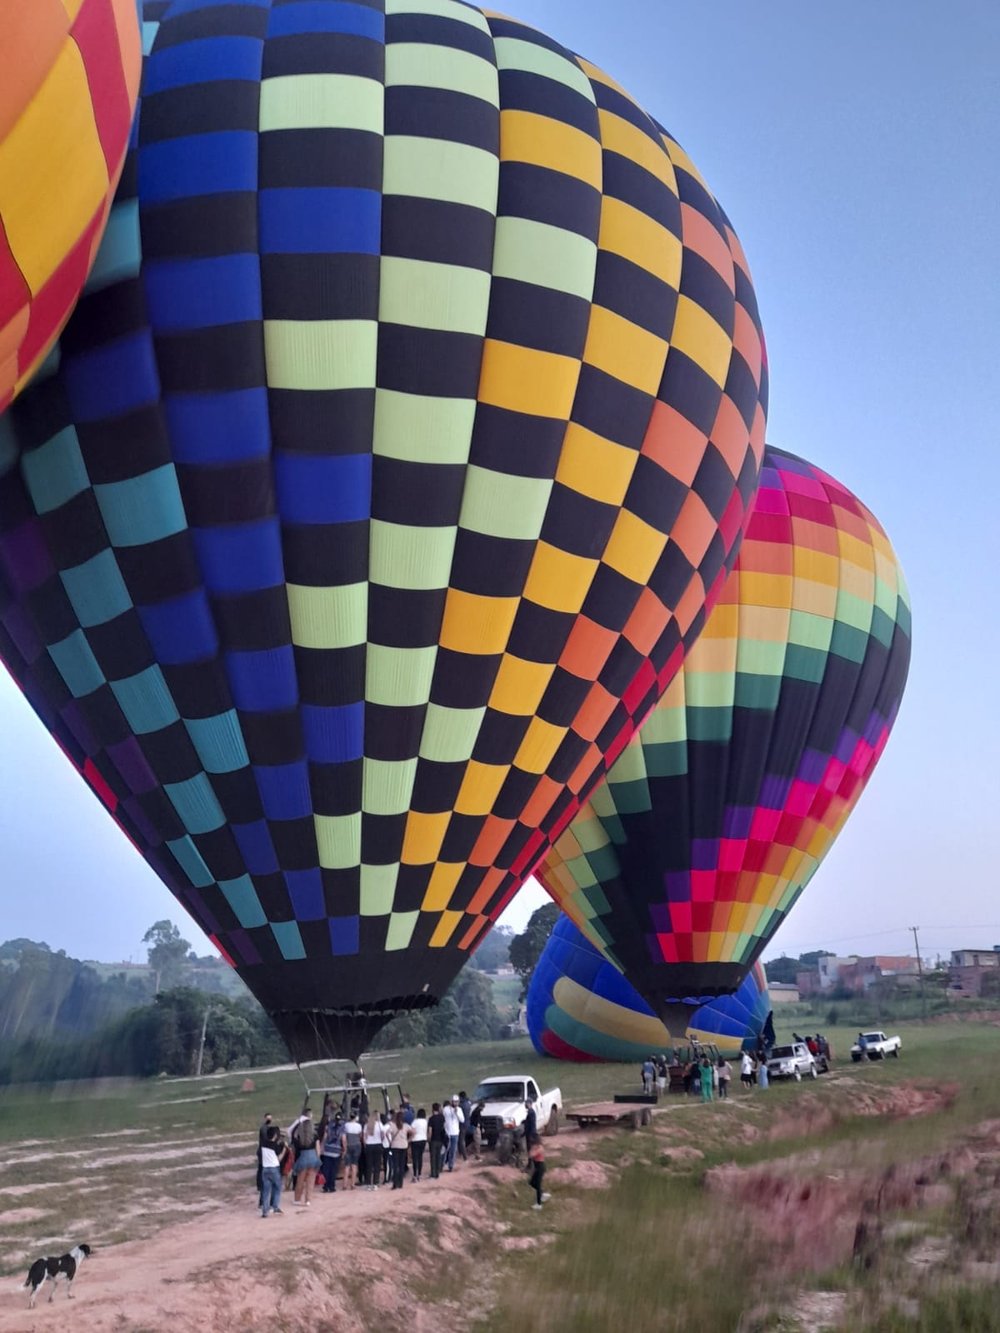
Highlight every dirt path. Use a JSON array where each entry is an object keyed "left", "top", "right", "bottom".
[{"left": 0, "top": 1162, "right": 510, "bottom": 1333}]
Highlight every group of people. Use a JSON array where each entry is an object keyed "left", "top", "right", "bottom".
[
  {"left": 255, "top": 1087, "right": 551, "bottom": 1215},
  {"left": 640, "top": 1051, "right": 734, "bottom": 1101},
  {"left": 794, "top": 1031, "right": 833, "bottom": 1060}
]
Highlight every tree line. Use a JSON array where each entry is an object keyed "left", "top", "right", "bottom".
[{"left": 0, "top": 913, "right": 526, "bottom": 1083}]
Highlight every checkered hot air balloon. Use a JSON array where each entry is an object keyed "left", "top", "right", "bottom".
[
  {"left": 526, "top": 913, "right": 770, "bottom": 1062},
  {"left": 536, "top": 446, "right": 910, "bottom": 1031},
  {"left": 0, "top": 0, "right": 766, "bottom": 1060},
  {"left": 0, "top": 0, "right": 141, "bottom": 409}
]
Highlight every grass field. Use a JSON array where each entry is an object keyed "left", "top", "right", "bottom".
[{"left": 3, "top": 1015, "right": 1000, "bottom": 1330}]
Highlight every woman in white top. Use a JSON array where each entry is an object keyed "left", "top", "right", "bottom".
[
  {"left": 409, "top": 1108, "right": 428, "bottom": 1181},
  {"left": 364, "top": 1112, "right": 384, "bottom": 1190},
  {"left": 343, "top": 1114, "right": 362, "bottom": 1190},
  {"left": 389, "top": 1112, "right": 414, "bottom": 1190}
]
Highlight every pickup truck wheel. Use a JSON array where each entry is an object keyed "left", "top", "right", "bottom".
[
  {"left": 809, "top": 1064, "right": 817, "bottom": 1079},
  {"left": 891, "top": 1048, "right": 900, "bottom": 1058},
  {"left": 544, "top": 1108, "right": 559, "bottom": 1137},
  {"left": 495, "top": 1132, "right": 514, "bottom": 1166},
  {"left": 851, "top": 1053, "right": 861, "bottom": 1062}
]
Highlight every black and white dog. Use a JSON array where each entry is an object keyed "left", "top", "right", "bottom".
[{"left": 24, "top": 1244, "right": 92, "bottom": 1307}]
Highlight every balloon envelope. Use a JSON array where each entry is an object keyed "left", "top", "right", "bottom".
[
  {"left": 527, "top": 913, "right": 770, "bottom": 1061},
  {"left": 537, "top": 446, "right": 911, "bottom": 1024},
  {"left": 0, "top": 0, "right": 141, "bottom": 409},
  {"left": 0, "top": 0, "right": 766, "bottom": 1060}
]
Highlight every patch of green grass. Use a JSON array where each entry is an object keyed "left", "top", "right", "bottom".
[{"left": 855, "top": 1283, "right": 1000, "bottom": 1331}]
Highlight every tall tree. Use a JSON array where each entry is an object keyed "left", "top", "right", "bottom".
[
  {"left": 508, "top": 902, "right": 560, "bottom": 999},
  {"left": 143, "top": 920, "right": 191, "bottom": 993}
]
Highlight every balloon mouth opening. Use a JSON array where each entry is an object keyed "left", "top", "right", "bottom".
[{"left": 270, "top": 997, "right": 440, "bottom": 1064}]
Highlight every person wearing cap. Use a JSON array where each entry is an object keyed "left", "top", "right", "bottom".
[{"left": 443, "top": 1095, "right": 464, "bottom": 1171}]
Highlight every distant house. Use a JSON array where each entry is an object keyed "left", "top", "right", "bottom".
[
  {"left": 950, "top": 949, "right": 1000, "bottom": 969},
  {"left": 816, "top": 956, "right": 859, "bottom": 991},
  {"left": 949, "top": 948, "right": 1000, "bottom": 997},
  {"left": 768, "top": 982, "right": 800, "bottom": 1004}
]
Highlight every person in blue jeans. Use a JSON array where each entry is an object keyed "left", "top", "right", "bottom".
[
  {"left": 260, "top": 1127, "right": 284, "bottom": 1218},
  {"left": 443, "top": 1096, "right": 464, "bottom": 1170}
]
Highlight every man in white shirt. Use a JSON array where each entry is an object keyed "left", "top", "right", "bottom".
[{"left": 443, "top": 1096, "right": 464, "bottom": 1171}]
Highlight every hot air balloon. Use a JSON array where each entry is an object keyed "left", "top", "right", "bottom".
[
  {"left": 537, "top": 446, "right": 910, "bottom": 1030},
  {"left": 0, "top": 0, "right": 767, "bottom": 1061},
  {"left": 0, "top": 0, "right": 141, "bottom": 409},
  {"left": 527, "top": 913, "right": 770, "bottom": 1062}
]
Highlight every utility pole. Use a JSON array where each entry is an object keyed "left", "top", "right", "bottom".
[
  {"left": 195, "top": 1004, "right": 212, "bottom": 1077},
  {"left": 910, "top": 926, "right": 928, "bottom": 1022}
]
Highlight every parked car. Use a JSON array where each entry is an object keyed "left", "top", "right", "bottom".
[
  {"left": 851, "top": 1031, "right": 901, "bottom": 1061},
  {"left": 766, "top": 1042, "right": 818, "bottom": 1081}
]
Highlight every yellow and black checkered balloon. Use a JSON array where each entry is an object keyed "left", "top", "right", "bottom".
[{"left": 0, "top": 0, "right": 767, "bottom": 1060}]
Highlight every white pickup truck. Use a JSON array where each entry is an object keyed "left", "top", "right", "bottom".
[
  {"left": 851, "top": 1031, "right": 901, "bottom": 1061},
  {"left": 472, "top": 1074, "right": 562, "bottom": 1153}
]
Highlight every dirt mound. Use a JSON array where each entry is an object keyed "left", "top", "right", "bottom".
[
  {"left": 766, "top": 1080, "right": 958, "bottom": 1141},
  {"left": 556, "top": 1159, "right": 613, "bottom": 1189}
]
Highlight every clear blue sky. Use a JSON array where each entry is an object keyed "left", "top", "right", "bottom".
[{"left": 1, "top": 1, "right": 996, "bottom": 969}]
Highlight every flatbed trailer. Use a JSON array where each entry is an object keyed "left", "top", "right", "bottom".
[{"left": 564, "top": 1100, "right": 654, "bottom": 1130}]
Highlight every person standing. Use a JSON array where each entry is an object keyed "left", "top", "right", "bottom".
[
  {"left": 343, "top": 1109, "right": 363, "bottom": 1190},
  {"left": 401, "top": 1093, "right": 415, "bottom": 1126},
  {"left": 459, "top": 1091, "right": 473, "bottom": 1160},
  {"left": 527, "top": 1138, "right": 550, "bottom": 1210},
  {"left": 443, "top": 1096, "right": 464, "bottom": 1171},
  {"left": 699, "top": 1057, "right": 714, "bottom": 1103},
  {"left": 655, "top": 1056, "right": 668, "bottom": 1096},
  {"left": 260, "top": 1125, "right": 284, "bottom": 1218},
  {"left": 758, "top": 1057, "right": 769, "bottom": 1090},
  {"left": 523, "top": 1098, "right": 537, "bottom": 1147},
  {"left": 364, "top": 1111, "right": 384, "bottom": 1191},
  {"left": 389, "top": 1112, "right": 413, "bottom": 1190},
  {"left": 320, "top": 1114, "right": 345, "bottom": 1193},
  {"left": 410, "top": 1107, "right": 428, "bottom": 1181},
  {"left": 717, "top": 1057, "right": 731, "bottom": 1100},
  {"left": 741, "top": 1050, "right": 754, "bottom": 1090},
  {"left": 291, "top": 1112, "right": 320, "bottom": 1206},
  {"left": 641, "top": 1056, "right": 655, "bottom": 1095},
  {"left": 428, "top": 1102, "right": 447, "bottom": 1179},
  {"left": 469, "top": 1099, "right": 485, "bottom": 1161},
  {"left": 256, "top": 1113, "right": 274, "bottom": 1206}
]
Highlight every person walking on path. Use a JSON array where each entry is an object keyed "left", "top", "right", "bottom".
[
  {"left": 389, "top": 1112, "right": 413, "bottom": 1190},
  {"left": 410, "top": 1107, "right": 428, "bottom": 1180},
  {"left": 428, "top": 1102, "right": 447, "bottom": 1179},
  {"left": 260, "top": 1125, "right": 284, "bottom": 1218},
  {"left": 527, "top": 1138, "right": 550, "bottom": 1210},
  {"left": 717, "top": 1057, "right": 731, "bottom": 1099},
  {"left": 320, "top": 1114, "right": 345, "bottom": 1193},
  {"left": 443, "top": 1096, "right": 464, "bottom": 1171}
]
